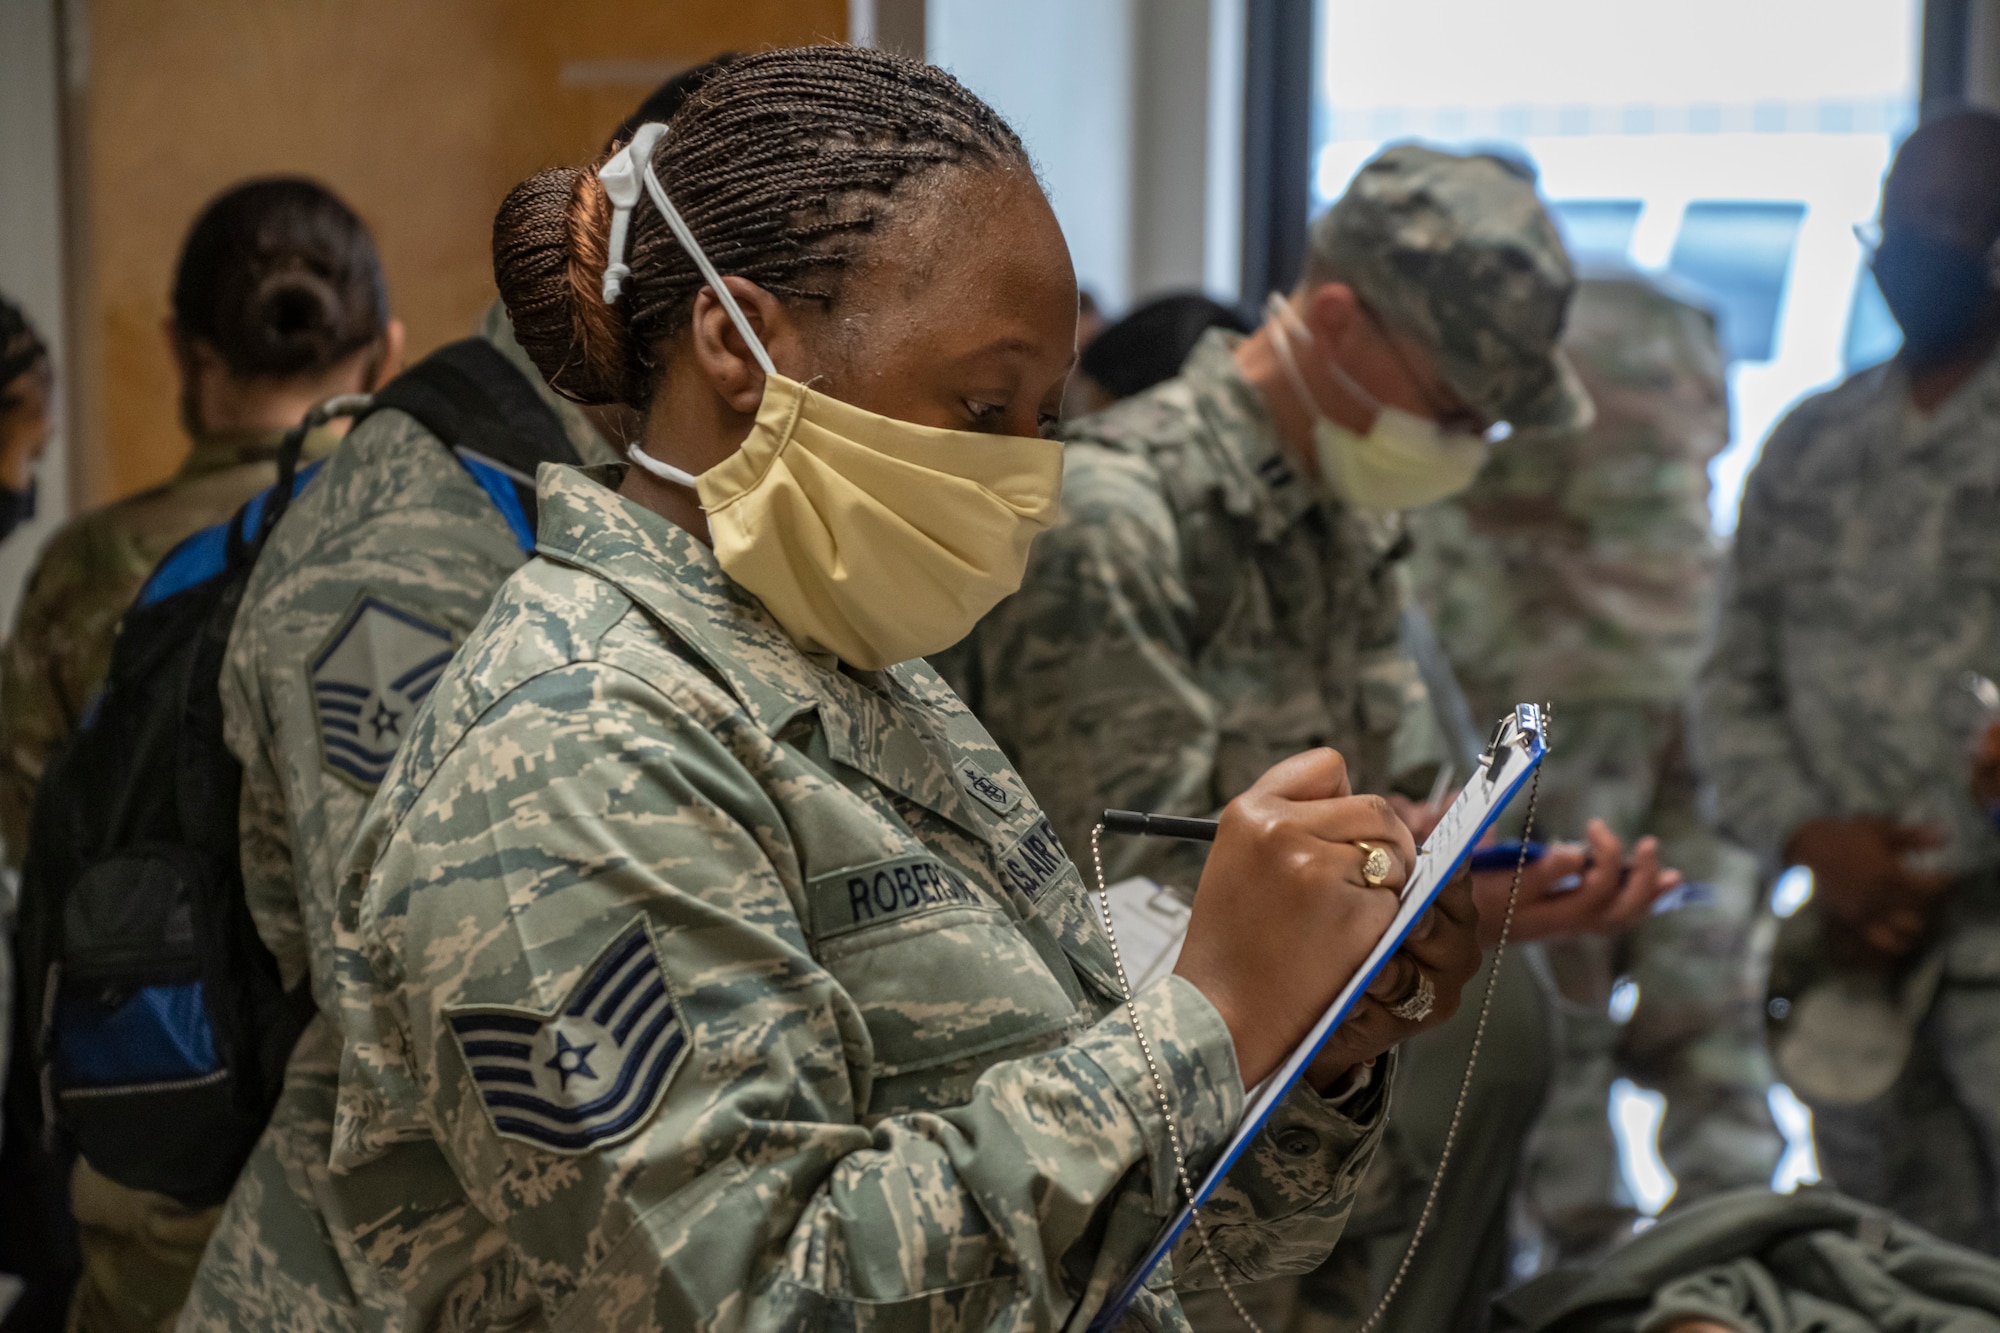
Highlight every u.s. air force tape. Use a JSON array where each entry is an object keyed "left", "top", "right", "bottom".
[{"left": 995, "top": 813, "right": 1071, "bottom": 902}]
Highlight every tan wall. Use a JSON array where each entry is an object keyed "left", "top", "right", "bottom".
[{"left": 68, "top": 0, "right": 848, "bottom": 505}]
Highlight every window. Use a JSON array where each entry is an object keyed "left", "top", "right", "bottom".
[
  {"left": 1667, "top": 201, "right": 1807, "bottom": 363},
  {"left": 1309, "top": 0, "right": 1920, "bottom": 531}
]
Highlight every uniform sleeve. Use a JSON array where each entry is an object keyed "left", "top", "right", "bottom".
[
  {"left": 1691, "top": 415, "right": 1827, "bottom": 865},
  {"left": 0, "top": 521, "right": 135, "bottom": 866},
  {"left": 361, "top": 663, "right": 1256, "bottom": 1330},
  {"left": 966, "top": 447, "right": 1219, "bottom": 891},
  {"left": 220, "top": 637, "right": 309, "bottom": 992},
  {"left": 1170, "top": 1062, "right": 1390, "bottom": 1290}
]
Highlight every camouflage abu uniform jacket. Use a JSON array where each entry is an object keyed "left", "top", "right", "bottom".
[
  {"left": 325, "top": 464, "right": 1387, "bottom": 1332},
  {"left": 1694, "top": 343, "right": 2000, "bottom": 1249},
  {"left": 179, "top": 309, "right": 614, "bottom": 1333},
  {"left": 938, "top": 329, "right": 1429, "bottom": 892},
  {"left": 0, "top": 427, "right": 336, "bottom": 864},
  {"left": 1696, "top": 342, "right": 2000, "bottom": 877}
]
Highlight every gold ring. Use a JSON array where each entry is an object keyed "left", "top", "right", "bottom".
[
  {"left": 1357, "top": 842, "right": 1393, "bottom": 888},
  {"left": 1389, "top": 972, "right": 1436, "bottom": 1023}
]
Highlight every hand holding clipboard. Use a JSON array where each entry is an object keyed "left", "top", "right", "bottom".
[{"left": 1087, "top": 705, "right": 1548, "bottom": 1330}]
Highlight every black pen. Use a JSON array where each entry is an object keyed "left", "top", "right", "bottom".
[{"left": 1102, "top": 809, "right": 1218, "bottom": 841}]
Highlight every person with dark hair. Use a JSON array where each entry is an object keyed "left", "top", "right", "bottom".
[
  {"left": 172, "top": 54, "right": 762, "bottom": 1333},
  {"left": 1697, "top": 107, "right": 2000, "bottom": 1252},
  {"left": 209, "top": 45, "right": 1488, "bottom": 1333},
  {"left": 0, "top": 177, "right": 399, "bottom": 1333},
  {"left": 937, "top": 144, "right": 1692, "bottom": 1331},
  {"left": 0, "top": 296, "right": 55, "bottom": 543},
  {"left": 1076, "top": 291, "right": 1250, "bottom": 410},
  {"left": 0, "top": 178, "right": 402, "bottom": 870}
]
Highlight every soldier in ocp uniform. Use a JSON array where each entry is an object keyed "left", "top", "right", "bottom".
[
  {"left": 1697, "top": 109, "right": 2000, "bottom": 1253},
  {"left": 0, "top": 179, "right": 400, "bottom": 1333},
  {"left": 1406, "top": 271, "right": 1782, "bottom": 1267},
  {"left": 300, "top": 47, "right": 1487, "bottom": 1331}
]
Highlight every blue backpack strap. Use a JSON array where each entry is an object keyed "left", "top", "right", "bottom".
[
  {"left": 364, "top": 339, "right": 582, "bottom": 555},
  {"left": 134, "top": 459, "right": 327, "bottom": 610},
  {"left": 451, "top": 449, "right": 538, "bottom": 554}
]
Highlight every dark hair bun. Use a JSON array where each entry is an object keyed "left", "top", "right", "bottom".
[
  {"left": 173, "top": 177, "right": 387, "bottom": 380},
  {"left": 234, "top": 268, "right": 344, "bottom": 377},
  {"left": 492, "top": 166, "right": 637, "bottom": 406}
]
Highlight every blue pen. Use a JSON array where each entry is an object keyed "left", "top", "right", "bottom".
[{"left": 1467, "top": 839, "right": 1546, "bottom": 873}]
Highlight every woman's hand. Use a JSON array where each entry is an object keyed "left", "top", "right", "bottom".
[
  {"left": 1471, "top": 819, "right": 1678, "bottom": 946},
  {"left": 1175, "top": 749, "right": 1416, "bottom": 1088},
  {"left": 1304, "top": 868, "right": 1482, "bottom": 1090}
]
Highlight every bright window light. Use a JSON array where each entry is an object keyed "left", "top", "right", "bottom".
[
  {"left": 1771, "top": 865, "right": 1814, "bottom": 918},
  {"left": 1768, "top": 1083, "right": 1823, "bottom": 1192},
  {"left": 1608, "top": 977, "right": 1640, "bottom": 1023},
  {"left": 1310, "top": 0, "right": 1921, "bottom": 533},
  {"left": 1609, "top": 1077, "right": 1677, "bottom": 1216}
]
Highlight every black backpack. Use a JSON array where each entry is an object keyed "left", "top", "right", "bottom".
[{"left": 2, "top": 338, "right": 578, "bottom": 1216}]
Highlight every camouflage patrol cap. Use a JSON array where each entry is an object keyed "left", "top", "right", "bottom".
[{"left": 1310, "top": 144, "right": 1594, "bottom": 433}]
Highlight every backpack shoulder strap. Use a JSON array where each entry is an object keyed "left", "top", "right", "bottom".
[{"left": 366, "top": 339, "right": 582, "bottom": 553}]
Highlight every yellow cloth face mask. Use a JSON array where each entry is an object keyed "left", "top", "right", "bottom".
[
  {"left": 1264, "top": 292, "right": 1491, "bottom": 512},
  {"left": 598, "top": 122, "right": 1065, "bottom": 671}
]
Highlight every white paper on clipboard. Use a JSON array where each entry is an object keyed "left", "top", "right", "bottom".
[
  {"left": 1089, "top": 704, "right": 1548, "bottom": 1330},
  {"left": 1099, "top": 877, "right": 1192, "bottom": 991}
]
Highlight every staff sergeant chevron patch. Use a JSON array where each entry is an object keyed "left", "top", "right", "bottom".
[
  {"left": 310, "top": 594, "right": 455, "bottom": 790},
  {"left": 445, "top": 918, "right": 689, "bottom": 1154}
]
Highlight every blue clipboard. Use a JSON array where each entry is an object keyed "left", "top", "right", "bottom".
[{"left": 1089, "top": 703, "right": 1548, "bottom": 1329}]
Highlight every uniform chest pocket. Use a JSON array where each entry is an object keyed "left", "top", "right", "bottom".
[{"left": 808, "top": 853, "right": 1081, "bottom": 1079}]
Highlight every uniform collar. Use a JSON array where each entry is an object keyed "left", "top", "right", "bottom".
[
  {"left": 1896, "top": 336, "right": 2000, "bottom": 454},
  {"left": 1177, "top": 328, "right": 1320, "bottom": 542},
  {"left": 533, "top": 463, "right": 985, "bottom": 836},
  {"left": 178, "top": 424, "right": 339, "bottom": 479},
  {"left": 179, "top": 427, "right": 287, "bottom": 478}
]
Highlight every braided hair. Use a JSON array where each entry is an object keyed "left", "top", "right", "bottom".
[
  {"left": 0, "top": 295, "right": 48, "bottom": 395},
  {"left": 493, "top": 45, "right": 1031, "bottom": 407}
]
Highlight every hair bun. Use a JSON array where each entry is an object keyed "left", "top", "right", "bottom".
[
  {"left": 240, "top": 268, "right": 343, "bottom": 377},
  {"left": 493, "top": 166, "right": 638, "bottom": 406},
  {"left": 173, "top": 177, "right": 386, "bottom": 382}
]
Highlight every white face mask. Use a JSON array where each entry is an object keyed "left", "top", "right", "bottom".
[{"left": 1263, "top": 293, "right": 1491, "bottom": 512}]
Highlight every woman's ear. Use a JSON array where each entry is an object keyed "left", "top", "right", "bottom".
[
  {"left": 371, "top": 319, "right": 407, "bottom": 390},
  {"left": 687, "top": 277, "right": 792, "bottom": 415}
]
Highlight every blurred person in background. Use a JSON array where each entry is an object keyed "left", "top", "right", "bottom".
[
  {"left": 942, "top": 144, "right": 1685, "bottom": 1331},
  {"left": 1696, "top": 107, "right": 2000, "bottom": 1253},
  {"left": 0, "top": 298, "right": 55, "bottom": 547},
  {"left": 175, "top": 59, "right": 724, "bottom": 1333},
  {"left": 1405, "top": 270, "right": 1781, "bottom": 1276},
  {"left": 1072, "top": 291, "right": 1249, "bottom": 413},
  {"left": 0, "top": 294, "right": 55, "bottom": 1318},
  {"left": 0, "top": 177, "right": 400, "bottom": 1333},
  {"left": 0, "top": 179, "right": 402, "bottom": 874},
  {"left": 1058, "top": 288, "right": 1109, "bottom": 419}
]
